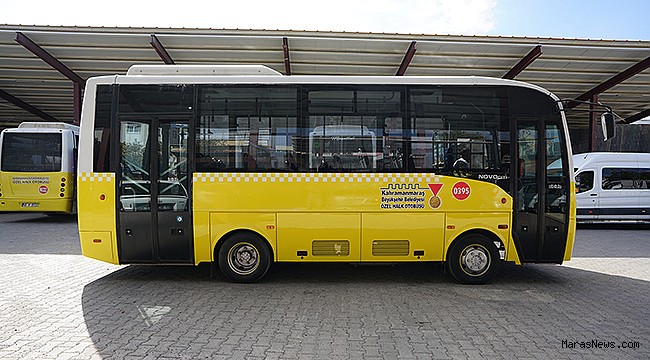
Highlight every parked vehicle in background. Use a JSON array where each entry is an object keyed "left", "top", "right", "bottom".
[
  {"left": 574, "top": 152, "right": 650, "bottom": 222},
  {"left": 0, "top": 122, "right": 79, "bottom": 214}
]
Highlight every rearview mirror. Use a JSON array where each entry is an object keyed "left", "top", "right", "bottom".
[{"left": 601, "top": 112, "right": 616, "bottom": 141}]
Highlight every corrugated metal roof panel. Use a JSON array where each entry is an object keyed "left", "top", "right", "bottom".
[{"left": 0, "top": 25, "right": 648, "bottom": 128}]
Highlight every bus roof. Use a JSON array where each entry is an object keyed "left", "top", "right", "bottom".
[
  {"left": 16, "top": 122, "right": 80, "bottom": 131},
  {"left": 86, "top": 65, "right": 557, "bottom": 101},
  {"left": 127, "top": 64, "right": 282, "bottom": 76}
]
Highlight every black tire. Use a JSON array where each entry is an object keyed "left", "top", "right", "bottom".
[
  {"left": 217, "top": 233, "right": 271, "bottom": 283},
  {"left": 446, "top": 234, "right": 500, "bottom": 284}
]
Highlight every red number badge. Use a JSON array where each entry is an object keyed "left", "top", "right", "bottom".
[{"left": 451, "top": 182, "right": 470, "bottom": 200}]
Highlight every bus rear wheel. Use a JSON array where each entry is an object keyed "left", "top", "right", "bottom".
[
  {"left": 446, "top": 234, "right": 500, "bottom": 284},
  {"left": 217, "top": 233, "right": 271, "bottom": 283}
]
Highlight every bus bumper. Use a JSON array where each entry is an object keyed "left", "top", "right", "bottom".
[{"left": 0, "top": 198, "right": 73, "bottom": 213}]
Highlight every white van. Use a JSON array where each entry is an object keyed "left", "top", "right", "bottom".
[{"left": 573, "top": 152, "right": 650, "bottom": 222}]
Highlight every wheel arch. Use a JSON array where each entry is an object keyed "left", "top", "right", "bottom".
[
  {"left": 446, "top": 228, "right": 504, "bottom": 261},
  {"left": 213, "top": 229, "right": 275, "bottom": 263}
]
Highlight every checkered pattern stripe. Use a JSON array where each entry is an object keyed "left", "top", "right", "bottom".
[
  {"left": 193, "top": 173, "right": 442, "bottom": 184},
  {"left": 78, "top": 172, "right": 115, "bottom": 182}
]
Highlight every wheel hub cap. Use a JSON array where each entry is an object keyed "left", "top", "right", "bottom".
[
  {"left": 461, "top": 246, "right": 490, "bottom": 275},
  {"left": 228, "top": 243, "right": 259, "bottom": 275}
]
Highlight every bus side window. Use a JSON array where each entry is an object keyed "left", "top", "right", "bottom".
[{"left": 93, "top": 85, "right": 112, "bottom": 172}]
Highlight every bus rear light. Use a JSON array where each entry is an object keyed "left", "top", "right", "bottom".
[
  {"left": 447, "top": 225, "right": 456, "bottom": 230},
  {"left": 99, "top": 194, "right": 106, "bottom": 201},
  {"left": 61, "top": 182, "right": 66, "bottom": 187},
  {"left": 266, "top": 225, "right": 275, "bottom": 230},
  {"left": 93, "top": 239, "right": 102, "bottom": 243},
  {"left": 501, "top": 197, "right": 507, "bottom": 204},
  {"left": 61, "top": 177, "right": 66, "bottom": 182},
  {"left": 498, "top": 224, "right": 509, "bottom": 229}
]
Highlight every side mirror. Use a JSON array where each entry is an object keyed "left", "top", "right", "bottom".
[{"left": 601, "top": 112, "right": 616, "bottom": 141}]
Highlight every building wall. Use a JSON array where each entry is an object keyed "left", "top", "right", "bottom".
[{"left": 570, "top": 124, "right": 650, "bottom": 154}]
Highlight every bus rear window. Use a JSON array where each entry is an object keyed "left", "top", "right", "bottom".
[{"left": 1, "top": 133, "right": 62, "bottom": 172}]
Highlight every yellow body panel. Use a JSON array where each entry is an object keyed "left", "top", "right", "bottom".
[
  {"left": 277, "top": 213, "right": 360, "bottom": 261},
  {"left": 361, "top": 213, "right": 445, "bottom": 261},
  {"left": 193, "top": 172, "right": 515, "bottom": 264},
  {"left": 0, "top": 171, "right": 75, "bottom": 213},
  {"left": 77, "top": 171, "right": 524, "bottom": 266},
  {"left": 564, "top": 181, "right": 577, "bottom": 261},
  {"left": 79, "top": 231, "right": 115, "bottom": 263},
  {"left": 192, "top": 211, "right": 211, "bottom": 264},
  {"left": 506, "top": 235, "right": 522, "bottom": 265},
  {"left": 77, "top": 172, "right": 118, "bottom": 264}
]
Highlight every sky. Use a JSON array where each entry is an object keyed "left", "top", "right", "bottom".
[{"left": 0, "top": 0, "right": 649, "bottom": 40}]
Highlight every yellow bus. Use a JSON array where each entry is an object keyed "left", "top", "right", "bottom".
[
  {"left": 0, "top": 122, "right": 79, "bottom": 214},
  {"left": 78, "top": 64, "right": 580, "bottom": 284}
]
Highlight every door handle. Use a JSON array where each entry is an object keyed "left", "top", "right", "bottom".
[{"left": 590, "top": 193, "right": 598, "bottom": 197}]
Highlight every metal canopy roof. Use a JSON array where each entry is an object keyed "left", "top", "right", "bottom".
[{"left": 1, "top": 25, "right": 649, "bottom": 129}]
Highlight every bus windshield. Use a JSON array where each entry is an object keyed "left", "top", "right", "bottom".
[{"left": 1, "top": 133, "right": 62, "bottom": 172}]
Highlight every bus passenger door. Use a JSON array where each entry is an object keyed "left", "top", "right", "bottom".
[
  {"left": 156, "top": 119, "right": 192, "bottom": 262},
  {"left": 513, "top": 120, "right": 569, "bottom": 263},
  {"left": 513, "top": 121, "right": 541, "bottom": 262},
  {"left": 118, "top": 117, "right": 193, "bottom": 264}
]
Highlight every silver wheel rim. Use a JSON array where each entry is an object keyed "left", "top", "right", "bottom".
[
  {"left": 227, "top": 242, "right": 260, "bottom": 276},
  {"left": 459, "top": 244, "right": 490, "bottom": 276}
]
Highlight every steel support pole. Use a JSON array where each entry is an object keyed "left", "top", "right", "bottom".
[
  {"left": 15, "top": 31, "right": 84, "bottom": 123},
  {"left": 396, "top": 41, "right": 417, "bottom": 76},
  {"left": 73, "top": 82, "right": 82, "bottom": 125},
  {"left": 283, "top": 37, "right": 291, "bottom": 76},
  {"left": 575, "top": 54, "right": 650, "bottom": 103},
  {"left": 588, "top": 95, "right": 598, "bottom": 151},
  {"left": 0, "top": 88, "right": 59, "bottom": 122},
  {"left": 502, "top": 45, "right": 542, "bottom": 79},
  {"left": 623, "top": 108, "right": 650, "bottom": 124},
  {"left": 150, "top": 34, "right": 175, "bottom": 64}
]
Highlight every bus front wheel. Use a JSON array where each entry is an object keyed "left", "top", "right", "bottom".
[
  {"left": 217, "top": 233, "right": 271, "bottom": 283},
  {"left": 446, "top": 234, "right": 500, "bottom": 284}
]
